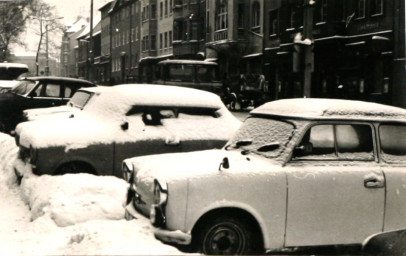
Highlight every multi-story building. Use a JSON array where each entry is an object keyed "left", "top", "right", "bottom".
[
  {"left": 60, "top": 18, "right": 88, "bottom": 78},
  {"left": 62, "top": 0, "right": 406, "bottom": 107},
  {"left": 139, "top": 0, "right": 173, "bottom": 82},
  {"left": 262, "top": 0, "right": 405, "bottom": 106},
  {"left": 96, "top": 1, "right": 114, "bottom": 85},
  {"left": 172, "top": 0, "right": 206, "bottom": 59},
  {"left": 109, "top": 0, "right": 141, "bottom": 84}
]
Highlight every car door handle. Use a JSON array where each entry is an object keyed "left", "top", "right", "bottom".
[{"left": 364, "top": 176, "right": 385, "bottom": 189}]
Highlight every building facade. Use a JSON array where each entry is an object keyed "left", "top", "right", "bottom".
[{"left": 61, "top": 0, "right": 406, "bottom": 107}]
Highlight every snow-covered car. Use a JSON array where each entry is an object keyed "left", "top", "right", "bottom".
[
  {"left": 14, "top": 84, "right": 241, "bottom": 179},
  {"left": 0, "top": 76, "right": 95, "bottom": 132},
  {"left": 123, "top": 98, "right": 406, "bottom": 255},
  {"left": 0, "top": 80, "right": 20, "bottom": 94},
  {"left": 22, "top": 86, "right": 106, "bottom": 121}
]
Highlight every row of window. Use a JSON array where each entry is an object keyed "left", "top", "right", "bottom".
[
  {"left": 142, "top": 0, "right": 173, "bottom": 22},
  {"left": 112, "top": 27, "right": 139, "bottom": 48},
  {"left": 141, "top": 30, "right": 173, "bottom": 52},
  {"left": 207, "top": 0, "right": 384, "bottom": 36}
]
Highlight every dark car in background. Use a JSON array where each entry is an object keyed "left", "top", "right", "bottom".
[{"left": 0, "top": 76, "right": 95, "bottom": 132}]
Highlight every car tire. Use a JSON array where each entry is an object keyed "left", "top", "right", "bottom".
[
  {"left": 55, "top": 162, "right": 95, "bottom": 175},
  {"left": 198, "top": 216, "right": 255, "bottom": 255}
]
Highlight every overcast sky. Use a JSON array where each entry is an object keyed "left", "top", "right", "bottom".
[{"left": 13, "top": 0, "right": 109, "bottom": 56}]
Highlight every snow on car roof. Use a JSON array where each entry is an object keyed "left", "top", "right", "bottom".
[
  {"left": 252, "top": 98, "right": 406, "bottom": 121},
  {"left": 0, "top": 80, "right": 20, "bottom": 88},
  {"left": 158, "top": 59, "right": 218, "bottom": 66},
  {"left": 0, "top": 63, "right": 29, "bottom": 69}
]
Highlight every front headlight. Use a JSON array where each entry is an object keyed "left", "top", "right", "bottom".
[
  {"left": 150, "top": 180, "right": 168, "bottom": 227},
  {"left": 29, "top": 145, "right": 37, "bottom": 164},
  {"left": 122, "top": 161, "right": 134, "bottom": 182},
  {"left": 153, "top": 180, "right": 168, "bottom": 205}
]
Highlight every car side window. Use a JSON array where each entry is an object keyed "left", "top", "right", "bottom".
[
  {"left": 44, "top": 83, "right": 61, "bottom": 97},
  {"left": 380, "top": 124, "right": 406, "bottom": 163},
  {"left": 32, "top": 83, "right": 43, "bottom": 97},
  {"left": 64, "top": 85, "right": 73, "bottom": 98},
  {"left": 293, "top": 124, "right": 374, "bottom": 161}
]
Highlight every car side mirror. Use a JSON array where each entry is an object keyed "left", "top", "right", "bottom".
[
  {"left": 121, "top": 121, "right": 129, "bottom": 131},
  {"left": 30, "top": 92, "right": 37, "bottom": 98}
]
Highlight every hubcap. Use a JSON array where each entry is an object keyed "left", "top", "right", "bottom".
[{"left": 204, "top": 223, "right": 246, "bottom": 255}]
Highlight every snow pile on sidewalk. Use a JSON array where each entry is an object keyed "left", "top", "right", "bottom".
[{"left": 0, "top": 133, "right": 190, "bottom": 255}]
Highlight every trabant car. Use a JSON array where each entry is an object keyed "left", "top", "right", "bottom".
[
  {"left": 13, "top": 84, "right": 240, "bottom": 178},
  {"left": 123, "top": 98, "right": 406, "bottom": 255}
]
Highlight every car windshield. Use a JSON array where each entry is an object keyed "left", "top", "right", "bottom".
[
  {"left": 68, "top": 90, "right": 94, "bottom": 109},
  {"left": 10, "top": 80, "right": 36, "bottom": 95},
  {"left": 226, "top": 117, "right": 294, "bottom": 158}
]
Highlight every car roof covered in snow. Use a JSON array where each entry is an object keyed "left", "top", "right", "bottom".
[
  {"left": 83, "top": 83, "right": 223, "bottom": 118},
  {"left": 158, "top": 59, "right": 218, "bottom": 66},
  {"left": 251, "top": 98, "right": 406, "bottom": 121},
  {"left": 0, "top": 62, "right": 28, "bottom": 69}
]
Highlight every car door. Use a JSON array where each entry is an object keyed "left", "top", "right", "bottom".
[
  {"left": 284, "top": 122, "right": 385, "bottom": 247},
  {"left": 113, "top": 107, "right": 182, "bottom": 177},
  {"left": 29, "top": 81, "right": 63, "bottom": 109},
  {"left": 378, "top": 123, "right": 406, "bottom": 231}
]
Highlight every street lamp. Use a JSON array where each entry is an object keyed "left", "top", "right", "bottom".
[{"left": 30, "top": 16, "right": 64, "bottom": 76}]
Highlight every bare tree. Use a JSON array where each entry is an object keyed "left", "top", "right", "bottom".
[
  {"left": 29, "top": 0, "right": 64, "bottom": 75},
  {"left": 0, "top": 1, "right": 33, "bottom": 61}
]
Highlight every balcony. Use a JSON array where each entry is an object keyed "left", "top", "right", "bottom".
[{"left": 214, "top": 29, "right": 228, "bottom": 41}]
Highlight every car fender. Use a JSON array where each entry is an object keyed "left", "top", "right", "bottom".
[{"left": 188, "top": 199, "right": 273, "bottom": 248}]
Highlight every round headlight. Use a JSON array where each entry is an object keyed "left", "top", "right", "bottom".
[
  {"left": 154, "top": 182, "right": 168, "bottom": 205},
  {"left": 122, "top": 162, "right": 133, "bottom": 182}
]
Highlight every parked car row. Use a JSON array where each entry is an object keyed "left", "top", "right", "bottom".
[
  {"left": 0, "top": 76, "right": 95, "bottom": 132},
  {"left": 123, "top": 98, "right": 406, "bottom": 255},
  {"left": 8, "top": 78, "right": 406, "bottom": 255}
]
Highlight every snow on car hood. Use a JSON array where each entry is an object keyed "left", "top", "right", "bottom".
[
  {"left": 23, "top": 105, "right": 75, "bottom": 121},
  {"left": 127, "top": 149, "right": 276, "bottom": 188},
  {"left": 16, "top": 113, "right": 123, "bottom": 150}
]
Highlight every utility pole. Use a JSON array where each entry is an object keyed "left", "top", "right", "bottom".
[
  {"left": 45, "top": 23, "right": 49, "bottom": 76},
  {"left": 302, "top": 0, "right": 314, "bottom": 98},
  {"left": 89, "top": 0, "right": 94, "bottom": 82}
]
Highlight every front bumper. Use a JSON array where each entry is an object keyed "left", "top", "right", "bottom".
[{"left": 154, "top": 228, "right": 192, "bottom": 245}]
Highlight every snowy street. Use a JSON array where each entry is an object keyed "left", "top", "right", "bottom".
[{"left": 0, "top": 132, "right": 192, "bottom": 255}]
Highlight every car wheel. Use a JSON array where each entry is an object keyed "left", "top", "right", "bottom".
[
  {"left": 55, "top": 162, "right": 95, "bottom": 175},
  {"left": 199, "top": 216, "right": 254, "bottom": 255}
]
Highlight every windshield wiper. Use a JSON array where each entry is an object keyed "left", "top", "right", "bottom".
[{"left": 225, "top": 139, "right": 253, "bottom": 151}]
